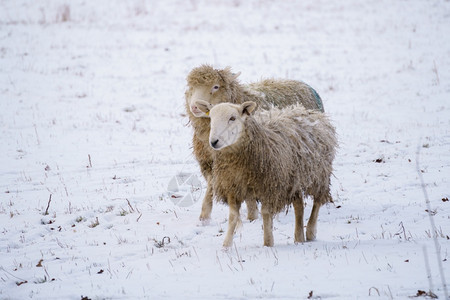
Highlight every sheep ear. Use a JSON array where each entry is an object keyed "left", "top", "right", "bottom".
[
  {"left": 241, "top": 101, "right": 257, "bottom": 116},
  {"left": 231, "top": 71, "right": 241, "bottom": 82},
  {"left": 195, "top": 100, "right": 213, "bottom": 115}
]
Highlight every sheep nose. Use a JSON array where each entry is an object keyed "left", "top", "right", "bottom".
[{"left": 210, "top": 139, "right": 219, "bottom": 148}]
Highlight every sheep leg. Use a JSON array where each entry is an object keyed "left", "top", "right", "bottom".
[
  {"left": 306, "top": 201, "right": 321, "bottom": 241},
  {"left": 199, "top": 180, "right": 214, "bottom": 221},
  {"left": 261, "top": 204, "right": 274, "bottom": 247},
  {"left": 293, "top": 197, "right": 305, "bottom": 243},
  {"left": 245, "top": 198, "right": 258, "bottom": 221},
  {"left": 223, "top": 196, "right": 241, "bottom": 248}
]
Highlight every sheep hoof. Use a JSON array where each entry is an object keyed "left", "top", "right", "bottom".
[
  {"left": 199, "top": 214, "right": 211, "bottom": 222},
  {"left": 263, "top": 237, "right": 274, "bottom": 247},
  {"left": 222, "top": 241, "right": 232, "bottom": 249},
  {"left": 294, "top": 237, "right": 306, "bottom": 244},
  {"left": 247, "top": 212, "right": 258, "bottom": 222},
  {"left": 306, "top": 231, "right": 316, "bottom": 241},
  {"left": 198, "top": 218, "right": 211, "bottom": 226},
  {"left": 221, "top": 246, "right": 232, "bottom": 252}
]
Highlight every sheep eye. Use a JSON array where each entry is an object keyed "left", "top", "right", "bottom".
[
  {"left": 229, "top": 116, "right": 236, "bottom": 122},
  {"left": 213, "top": 85, "right": 219, "bottom": 90}
]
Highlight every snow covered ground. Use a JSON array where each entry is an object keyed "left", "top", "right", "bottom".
[{"left": 1, "top": 0, "right": 449, "bottom": 299}]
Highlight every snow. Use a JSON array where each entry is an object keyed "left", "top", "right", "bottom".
[{"left": 1, "top": 0, "right": 449, "bottom": 299}]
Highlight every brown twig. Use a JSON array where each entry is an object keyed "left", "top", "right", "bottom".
[
  {"left": 126, "top": 199, "right": 135, "bottom": 213},
  {"left": 369, "top": 287, "right": 380, "bottom": 296},
  {"left": 87, "top": 154, "right": 92, "bottom": 168},
  {"left": 136, "top": 213, "right": 143, "bottom": 222},
  {"left": 44, "top": 194, "right": 52, "bottom": 215}
]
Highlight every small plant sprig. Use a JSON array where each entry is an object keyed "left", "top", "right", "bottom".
[
  {"left": 154, "top": 236, "right": 170, "bottom": 248},
  {"left": 88, "top": 217, "right": 99, "bottom": 228}
]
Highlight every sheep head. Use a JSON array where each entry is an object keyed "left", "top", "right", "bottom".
[
  {"left": 186, "top": 64, "right": 241, "bottom": 118},
  {"left": 195, "top": 100, "right": 257, "bottom": 150}
]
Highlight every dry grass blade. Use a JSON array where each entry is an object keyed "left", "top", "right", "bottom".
[{"left": 416, "top": 141, "right": 448, "bottom": 298}]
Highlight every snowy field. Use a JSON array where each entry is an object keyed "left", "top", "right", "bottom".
[{"left": 1, "top": 0, "right": 449, "bottom": 299}]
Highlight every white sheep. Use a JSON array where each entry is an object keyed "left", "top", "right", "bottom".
[
  {"left": 185, "top": 64, "right": 325, "bottom": 221},
  {"left": 195, "top": 100, "right": 337, "bottom": 247}
]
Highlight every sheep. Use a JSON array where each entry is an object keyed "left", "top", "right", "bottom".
[
  {"left": 185, "top": 64, "right": 325, "bottom": 221},
  {"left": 194, "top": 100, "right": 337, "bottom": 247}
]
